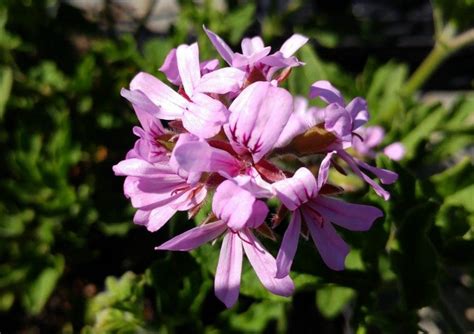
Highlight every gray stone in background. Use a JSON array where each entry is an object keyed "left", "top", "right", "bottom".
[{"left": 64, "top": 0, "right": 180, "bottom": 33}]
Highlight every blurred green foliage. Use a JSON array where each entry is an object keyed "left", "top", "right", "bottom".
[{"left": 0, "top": 0, "right": 473, "bottom": 333}]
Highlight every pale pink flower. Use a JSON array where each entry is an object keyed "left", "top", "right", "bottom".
[
  {"left": 204, "top": 26, "right": 308, "bottom": 80},
  {"left": 171, "top": 81, "right": 294, "bottom": 178},
  {"left": 119, "top": 89, "right": 168, "bottom": 163},
  {"left": 159, "top": 48, "right": 219, "bottom": 86},
  {"left": 156, "top": 180, "right": 294, "bottom": 307},
  {"left": 124, "top": 43, "right": 246, "bottom": 138},
  {"left": 272, "top": 153, "right": 383, "bottom": 276},
  {"left": 113, "top": 134, "right": 207, "bottom": 232}
]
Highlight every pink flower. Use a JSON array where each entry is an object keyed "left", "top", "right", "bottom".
[
  {"left": 113, "top": 134, "right": 208, "bottom": 232},
  {"left": 309, "top": 80, "right": 369, "bottom": 149},
  {"left": 123, "top": 43, "right": 246, "bottom": 138},
  {"left": 307, "top": 82, "right": 398, "bottom": 199},
  {"left": 156, "top": 180, "right": 294, "bottom": 308},
  {"left": 119, "top": 89, "right": 168, "bottom": 163},
  {"left": 170, "top": 81, "right": 294, "bottom": 177},
  {"left": 159, "top": 48, "right": 220, "bottom": 86},
  {"left": 204, "top": 26, "right": 308, "bottom": 80},
  {"left": 272, "top": 153, "right": 383, "bottom": 276}
]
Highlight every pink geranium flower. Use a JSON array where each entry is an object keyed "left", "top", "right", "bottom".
[
  {"left": 171, "top": 81, "right": 294, "bottom": 176},
  {"left": 272, "top": 153, "right": 383, "bottom": 275},
  {"left": 156, "top": 180, "right": 294, "bottom": 308},
  {"left": 123, "top": 43, "right": 246, "bottom": 138},
  {"left": 204, "top": 26, "right": 308, "bottom": 81}
]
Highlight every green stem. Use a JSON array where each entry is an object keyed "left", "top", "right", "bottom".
[
  {"left": 401, "top": 43, "right": 451, "bottom": 97},
  {"left": 402, "top": 27, "right": 474, "bottom": 96}
]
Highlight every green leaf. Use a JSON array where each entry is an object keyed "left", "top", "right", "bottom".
[
  {"left": 22, "top": 255, "right": 65, "bottom": 315},
  {"left": 0, "top": 292, "right": 14, "bottom": 311},
  {"left": 226, "top": 3, "right": 256, "bottom": 44},
  {"left": 316, "top": 285, "right": 355, "bottom": 318},
  {"left": 0, "top": 66, "right": 12, "bottom": 119},
  {"left": 366, "top": 61, "right": 408, "bottom": 124},
  {"left": 401, "top": 103, "right": 449, "bottom": 159},
  {"left": 86, "top": 272, "right": 145, "bottom": 324},
  {"left": 390, "top": 201, "right": 440, "bottom": 309},
  {"left": 431, "top": 157, "right": 474, "bottom": 197},
  {"left": 445, "top": 184, "right": 474, "bottom": 212},
  {"left": 229, "top": 300, "right": 286, "bottom": 332}
]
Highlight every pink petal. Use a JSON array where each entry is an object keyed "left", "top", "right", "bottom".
[
  {"left": 142, "top": 205, "right": 177, "bottom": 232},
  {"left": 232, "top": 47, "right": 271, "bottom": 68},
  {"left": 159, "top": 48, "right": 181, "bottom": 86},
  {"left": 215, "top": 232, "right": 243, "bottom": 308},
  {"left": 176, "top": 43, "right": 201, "bottom": 96},
  {"left": 309, "top": 80, "right": 344, "bottom": 105},
  {"left": 121, "top": 89, "right": 164, "bottom": 134},
  {"left": 113, "top": 158, "right": 175, "bottom": 178},
  {"left": 195, "top": 68, "right": 245, "bottom": 94},
  {"left": 276, "top": 210, "right": 302, "bottom": 278},
  {"left": 169, "top": 133, "right": 203, "bottom": 183},
  {"left": 361, "top": 126, "right": 385, "bottom": 149},
  {"left": 324, "top": 103, "right": 352, "bottom": 145},
  {"left": 130, "top": 72, "right": 187, "bottom": 119},
  {"left": 302, "top": 208, "right": 349, "bottom": 271},
  {"left": 337, "top": 150, "right": 391, "bottom": 200},
  {"left": 346, "top": 97, "right": 369, "bottom": 130},
  {"left": 243, "top": 200, "right": 269, "bottom": 229},
  {"left": 182, "top": 93, "right": 228, "bottom": 138},
  {"left": 213, "top": 181, "right": 256, "bottom": 230},
  {"left": 126, "top": 180, "right": 186, "bottom": 208},
  {"left": 310, "top": 196, "right": 383, "bottom": 231},
  {"left": 225, "top": 81, "right": 293, "bottom": 162},
  {"left": 317, "top": 152, "right": 335, "bottom": 191},
  {"left": 200, "top": 59, "right": 219, "bottom": 74},
  {"left": 241, "top": 36, "right": 266, "bottom": 56},
  {"left": 155, "top": 220, "right": 227, "bottom": 251},
  {"left": 279, "top": 34, "right": 308, "bottom": 57},
  {"left": 241, "top": 230, "right": 295, "bottom": 296},
  {"left": 276, "top": 97, "right": 323, "bottom": 147},
  {"left": 354, "top": 158, "right": 398, "bottom": 185},
  {"left": 172, "top": 140, "right": 241, "bottom": 177},
  {"left": 234, "top": 173, "right": 274, "bottom": 199},
  {"left": 170, "top": 186, "right": 207, "bottom": 211},
  {"left": 273, "top": 167, "right": 317, "bottom": 210},
  {"left": 384, "top": 142, "right": 405, "bottom": 161},
  {"left": 203, "top": 26, "right": 235, "bottom": 65}
]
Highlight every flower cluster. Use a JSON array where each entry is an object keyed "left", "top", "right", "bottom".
[{"left": 113, "top": 27, "right": 399, "bottom": 308}]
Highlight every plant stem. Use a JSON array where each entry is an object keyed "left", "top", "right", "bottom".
[
  {"left": 401, "top": 43, "right": 451, "bottom": 97},
  {"left": 402, "top": 27, "right": 474, "bottom": 96}
]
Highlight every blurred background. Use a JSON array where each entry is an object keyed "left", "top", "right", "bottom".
[{"left": 0, "top": 0, "right": 473, "bottom": 333}]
